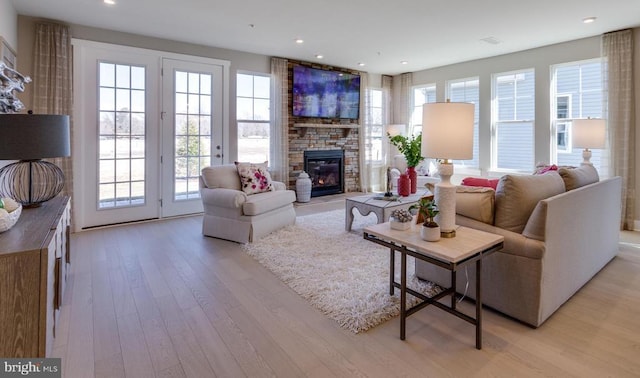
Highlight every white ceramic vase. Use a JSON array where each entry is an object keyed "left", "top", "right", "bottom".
[
  {"left": 421, "top": 224, "right": 440, "bottom": 242},
  {"left": 296, "top": 171, "right": 312, "bottom": 202}
]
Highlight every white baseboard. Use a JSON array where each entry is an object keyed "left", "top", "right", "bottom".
[{"left": 634, "top": 220, "right": 640, "bottom": 231}]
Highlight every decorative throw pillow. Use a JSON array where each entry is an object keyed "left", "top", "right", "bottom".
[
  {"left": 235, "top": 161, "right": 274, "bottom": 195},
  {"left": 533, "top": 164, "right": 558, "bottom": 175},
  {"left": 456, "top": 186, "right": 495, "bottom": 224},
  {"left": 494, "top": 172, "right": 565, "bottom": 233},
  {"left": 558, "top": 165, "right": 599, "bottom": 191},
  {"left": 461, "top": 177, "right": 499, "bottom": 190}
]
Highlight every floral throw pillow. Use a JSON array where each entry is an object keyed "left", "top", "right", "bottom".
[{"left": 235, "top": 161, "right": 274, "bottom": 195}]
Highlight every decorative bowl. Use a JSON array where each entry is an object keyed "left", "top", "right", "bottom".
[{"left": 0, "top": 204, "right": 22, "bottom": 233}]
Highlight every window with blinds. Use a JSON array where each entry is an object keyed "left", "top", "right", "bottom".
[
  {"left": 492, "top": 70, "right": 535, "bottom": 171},
  {"left": 447, "top": 78, "right": 479, "bottom": 168},
  {"left": 552, "top": 59, "right": 604, "bottom": 168}
]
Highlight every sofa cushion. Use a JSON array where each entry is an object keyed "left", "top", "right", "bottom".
[
  {"left": 201, "top": 165, "right": 242, "bottom": 191},
  {"left": 456, "top": 186, "right": 495, "bottom": 224},
  {"left": 494, "top": 172, "right": 565, "bottom": 233},
  {"left": 558, "top": 164, "right": 599, "bottom": 191},
  {"left": 235, "top": 161, "right": 274, "bottom": 195},
  {"left": 243, "top": 190, "right": 296, "bottom": 216},
  {"left": 522, "top": 200, "right": 548, "bottom": 241},
  {"left": 461, "top": 177, "right": 499, "bottom": 190}
]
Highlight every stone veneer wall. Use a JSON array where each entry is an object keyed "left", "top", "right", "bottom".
[{"left": 286, "top": 59, "right": 361, "bottom": 192}]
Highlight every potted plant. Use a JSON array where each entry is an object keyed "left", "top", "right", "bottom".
[
  {"left": 389, "top": 208, "right": 413, "bottom": 230},
  {"left": 410, "top": 197, "right": 440, "bottom": 241},
  {"left": 388, "top": 133, "right": 424, "bottom": 193}
]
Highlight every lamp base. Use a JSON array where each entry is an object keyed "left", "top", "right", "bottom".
[
  {"left": 434, "top": 161, "right": 457, "bottom": 236},
  {"left": 440, "top": 229, "right": 456, "bottom": 238},
  {"left": 0, "top": 160, "right": 65, "bottom": 207},
  {"left": 581, "top": 149, "right": 594, "bottom": 166}
]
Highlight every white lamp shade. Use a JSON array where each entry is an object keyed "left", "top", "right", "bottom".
[
  {"left": 572, "top": 118, "right": 606, "bottom": 149},
  {"left": 421, "top": 102, "right": 474, "bottom": 159},
  {"left": 385, "top": 124, "right": 405, "bottom": 137}
]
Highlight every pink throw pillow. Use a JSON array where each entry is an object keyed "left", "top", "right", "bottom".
[
  {"left": 534, "top": 164, "right": 558, "bottom": 175},
  {"left": 461, "top": 177, "right": 499, "bottom": 190},
  {"left": 235, "top": 161, "right": 274, "bottom": 195}
]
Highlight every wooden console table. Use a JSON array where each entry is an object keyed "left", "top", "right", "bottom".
[
  {"left": 0, "top": 196, "right": 71, "bottom": 357},
  {"left": 364, "top": 223, "right": 503, "bottom": 349}
]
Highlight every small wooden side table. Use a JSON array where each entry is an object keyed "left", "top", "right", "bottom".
[{"left": 364, "top": 223, "right": 503, "bottom": 349}]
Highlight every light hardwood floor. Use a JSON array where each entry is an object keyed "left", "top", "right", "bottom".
[{"left": 53, "top": 198, "right": 640, "bottom": 377}]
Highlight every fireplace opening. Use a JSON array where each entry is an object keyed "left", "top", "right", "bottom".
[{"left": 304, "top": 150, "right": 344, "bottom": 197}]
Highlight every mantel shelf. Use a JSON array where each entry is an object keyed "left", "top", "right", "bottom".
[{"left": 293, "top": 123, "right": 360, "bottom": 137}]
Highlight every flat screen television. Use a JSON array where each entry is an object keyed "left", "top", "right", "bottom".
[{"left": 292, "top": 65, "right": 360, "bottom": 120}]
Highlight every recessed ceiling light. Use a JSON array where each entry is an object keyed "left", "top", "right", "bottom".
[
  {"left": 103, "top": 0, "right": 115, "bottom": 4},
  {"left": 583, "top": 17, "right": 596, "bottom": 24},
  {"left": 315, "top": 54, "right": 323, "bottom": 59},
  {"left": 295, "top": 38, "right": 304, "bottom": 44},
  {"left": 358, "top": 62, "right": 365, "bottom": 67},
  {"left": 401, "top": 61, "right": 408, "bottom": 65}
]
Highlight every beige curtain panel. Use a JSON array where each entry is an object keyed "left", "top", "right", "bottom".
[{"left": 602, "top": 29, "right": 636, "bottom": 230}]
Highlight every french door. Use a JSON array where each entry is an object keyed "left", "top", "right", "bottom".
[
  {"left": 160, "top": 59, "right": 224, "bottom": 217},
  {"left": 73, "top": 40, "right": 228, "bottom": 230}
]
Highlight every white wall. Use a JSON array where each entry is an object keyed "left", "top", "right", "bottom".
[
  {"left": 397, "top": 36, "right": 601, "bottom": 176},
  {"left": 403, "top": 33, "right": 640, "bottom": 229},
  {"left": 18, "top": 15, "right": 271, "bottom": 161},
  {"left": 0, "top": 0, "right": 17, "bottom": 50}
]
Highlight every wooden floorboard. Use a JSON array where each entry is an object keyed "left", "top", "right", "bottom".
[{"left": 53, "top": 201, "right": 640, "bottom": 377}]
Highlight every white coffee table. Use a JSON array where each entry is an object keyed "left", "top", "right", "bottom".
[{"left": 345, "top": 191, "right": 431, "bottom": 231}]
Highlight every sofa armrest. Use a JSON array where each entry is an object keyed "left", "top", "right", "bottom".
[
  {"left": 200, "top": 187, "right": 247, "bottom": 208},
  {"left": 456, "top": 214, "right": 545, "bottom": 260},
  {"left": 272, "top": 181, "right": 287, "bottom": 191}
]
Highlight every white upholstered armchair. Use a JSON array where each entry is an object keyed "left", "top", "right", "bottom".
[{"left": 200, "top": 164, "right": 296, "bottom": 243}]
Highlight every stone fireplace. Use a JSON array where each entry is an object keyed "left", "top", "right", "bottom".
[
  {"left": 285, "top": 60, "right": 361, "bottom": 193},
  {"left": 304, "top": 150, "right": 344, "bottom": 197}
]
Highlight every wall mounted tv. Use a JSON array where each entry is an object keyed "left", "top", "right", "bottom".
[{"left": 292, "top": 65, "right": 360, "bottom": 120}]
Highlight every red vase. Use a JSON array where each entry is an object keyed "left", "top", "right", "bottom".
[
  {"left": 397, "top": 173, "right": 411, "bottom": 197},
  {"left": 406, "top": 167, "right": 418, "bottom": 194}
]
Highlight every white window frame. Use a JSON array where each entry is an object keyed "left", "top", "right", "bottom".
[
  {"left": 550, "top": 58, "right": 604, "bottom": 167},
  {"left": 446, "top": 77, "right": 479, "bottom": 172},
  {"left": 367, "top": 87, "right": 384, "bottom": 164},
  {"left": 555, "top": 94, "right": 572, "bottom": 153},
  {"left": 490, "top": 69, "right": 535, "bottom": 173},
  {"left": 236, "top": 71, "right": 271, "bottom": 163},
  {"left": 410, "top": 84, "right": 436, "bottom": 136}
]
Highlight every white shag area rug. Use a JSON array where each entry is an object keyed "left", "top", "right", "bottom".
[{"left": 242, "top": 209, "right": 442, "bottom": 333}]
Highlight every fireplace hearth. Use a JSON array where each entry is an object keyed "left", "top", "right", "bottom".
[{"left": 304, "top": 150, "right": 344, "bottom": 197}]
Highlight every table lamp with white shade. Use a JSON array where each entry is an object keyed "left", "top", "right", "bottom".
[
  {"left": 572, "top": 118, "right": 606, "bottom": 166},
  {"left": 421, "top": 101, "right": 474, "bottom": 238}
]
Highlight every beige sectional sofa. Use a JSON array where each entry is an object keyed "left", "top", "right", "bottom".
[{"left": 415, "top": 165, "right": 622, "bottom": 327}]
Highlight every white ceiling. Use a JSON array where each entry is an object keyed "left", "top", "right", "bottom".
[{"left": 12, "top": 0, "right": 640, "bottom": 75}]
